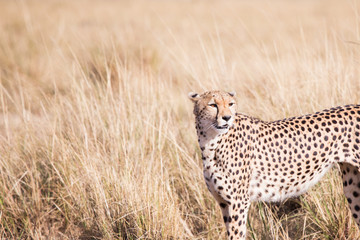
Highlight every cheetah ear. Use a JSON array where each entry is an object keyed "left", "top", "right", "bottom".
[
  {"left": 188, "top": 92, "right": 201, "bottom": 102},
  {"left": 228, "top": 91, "right": 236, "bottom": 97}
]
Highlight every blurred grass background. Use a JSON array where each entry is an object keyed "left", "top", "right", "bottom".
[{"left": 0, "top": 0, "right": 360, "bottom": 239}]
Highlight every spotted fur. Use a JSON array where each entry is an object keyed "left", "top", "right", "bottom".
[{"left": 188, "top": 90, "right": 360, "bottom": 239}]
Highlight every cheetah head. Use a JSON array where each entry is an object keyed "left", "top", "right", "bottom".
[{"left": 188, "top": 90, "right": 237, "bottom": 135}]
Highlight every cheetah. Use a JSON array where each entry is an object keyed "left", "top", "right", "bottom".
[{"left": 188, "top": 90, "right": 360, "bottom": 239}]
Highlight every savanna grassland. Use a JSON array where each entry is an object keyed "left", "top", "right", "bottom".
[{"left": 1, "top": 0, "right": 360, "bottom": 239}]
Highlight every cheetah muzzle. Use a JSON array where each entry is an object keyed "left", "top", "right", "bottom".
[{"left": 188, "top": 90, "right": 360, "bottom": 240}]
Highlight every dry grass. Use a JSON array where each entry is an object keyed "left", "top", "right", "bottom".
[{"left": 0, "top": 0, "right": 360, "bottom": 239}]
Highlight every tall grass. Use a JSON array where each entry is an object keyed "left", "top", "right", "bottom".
[{"left": 0, "top": 0, "right": 360, "bottom": 239}]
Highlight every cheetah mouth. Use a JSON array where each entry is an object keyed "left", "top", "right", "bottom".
[{"left": 215, "top": 124, "right": 229, "bottom": 129}]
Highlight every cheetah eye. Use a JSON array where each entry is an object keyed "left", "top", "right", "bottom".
[
  {"left": 229, "top": 102, "right": 235, "bottom": 107},
  {"left": 209, "top": 103, "right": 217, "bottom": 108}
]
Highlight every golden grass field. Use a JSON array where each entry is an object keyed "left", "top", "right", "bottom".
[{"left": 1, "top": 0, "right": 360, "bottom": 239}]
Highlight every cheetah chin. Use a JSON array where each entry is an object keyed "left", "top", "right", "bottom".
[
  {"left": 189, "top": 90, "right": 360, "bottom": 240},
  {"left": 215, "top": 124, "right": 233, "bottom": 136}
]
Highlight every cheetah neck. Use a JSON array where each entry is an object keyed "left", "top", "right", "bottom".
[{"left": 196, "top": 122, "right": 222, "bottom": 161}]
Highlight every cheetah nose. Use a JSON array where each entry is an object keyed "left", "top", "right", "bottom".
[{"left": 222, "top": 115, "right": 231, "bottom": 121}]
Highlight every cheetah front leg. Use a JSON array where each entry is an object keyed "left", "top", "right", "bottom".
[
  {"left": 219, "top": 197, "right": 250, "bottom": 240},
  {"left": 339, "top": 162, "right": 360, "bottom": 226}
]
